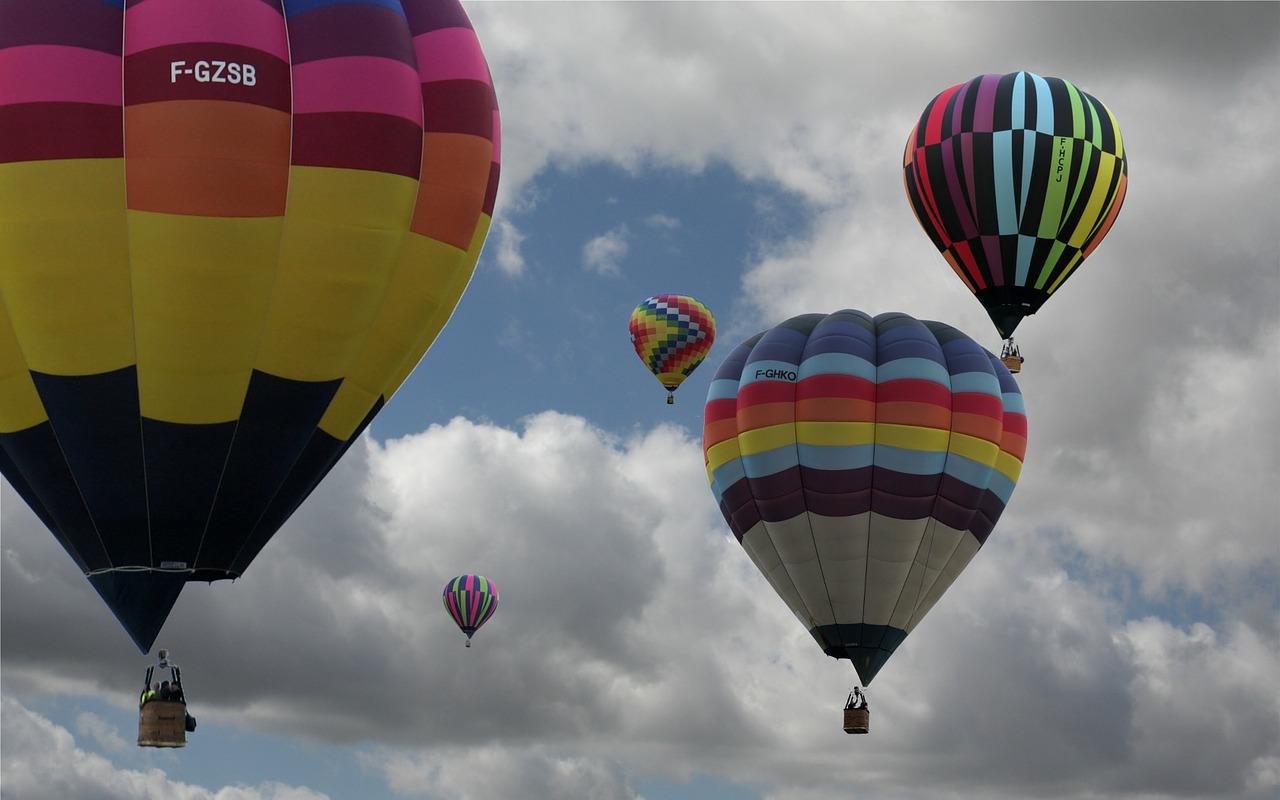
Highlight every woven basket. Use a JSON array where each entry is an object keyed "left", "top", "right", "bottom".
[
  {"left": 843, "top": 706, "right": 869, "bottom": 734},
  {"left": 1001, "top": 355, "right": 1023, "bottom": 373},
  {"left": 138, "top": 700, "right": 187, "bottom": 747}
]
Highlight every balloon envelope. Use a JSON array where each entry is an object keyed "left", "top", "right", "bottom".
[
  {"left": 903, "top": 71, "right": 1127, "bottom": 338},
  {"left": 629, "top": 295, "right": 716, "bottom": 396},
  {"left": 0, "top": 0, "right": 500, "bottom": 651},
  {"left": 442, "top": 574, "right": 499, "bottom": 641},
  {"left": 703, "top": 311, "right": 1027, "bottom": 684}
]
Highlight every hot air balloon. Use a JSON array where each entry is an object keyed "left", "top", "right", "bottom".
[
  {"left": 629, "top": 294, "right": 716, "bottom": 404},
  {"left": 0, "top": 0, "right": 500, "bottom": 653},
  {"left": 903, "top": 71, "right": 1127, "bottom": 371},
  {"left": 442, "top": 574, "right": 498, "bottom": 647},
  {"left": 703, "top": 311, "right": 1027, "bottom": 732}
]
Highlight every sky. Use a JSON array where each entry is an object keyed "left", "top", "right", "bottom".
[{"left": 3, "top": 2, "right": 1279, "bottom": 799}]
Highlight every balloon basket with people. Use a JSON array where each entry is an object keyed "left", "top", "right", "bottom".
[
  {"left": 137, "top": 649, "right": 196, "bottom": 748},
  {"left": 843, "top": 686, "right": 870, "bottom": 735},
  {"left": 1000, "top": 338, "right": 1024, "bottom": 373}
]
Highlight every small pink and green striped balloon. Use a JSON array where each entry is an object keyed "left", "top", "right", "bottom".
[{"left": 442, "top": 574, "right": 499, "bottom": 646}]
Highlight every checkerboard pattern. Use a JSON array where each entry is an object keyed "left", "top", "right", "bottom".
[
  {"left": 628, "top": 294, "right": 716, "bottom": 393},
  {"left": 903, "top": 71, "right": 1127, "bottom": 338}
]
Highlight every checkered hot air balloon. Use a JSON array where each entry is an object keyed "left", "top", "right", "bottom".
[
  {"left": 442, "top": 574, "right": 499, "bottom": 647},
  {"left": 903, "top": 71, "right": 1128, "bottom": 343},
  {"left": 0, "top": 0, "right": 500, "bottom": 652},
  {"left": 703, "top": 311, "right": 1027, "bottom": 693},
  {"left": 629, "top": 294, "right": 716, "bottom": 404}
]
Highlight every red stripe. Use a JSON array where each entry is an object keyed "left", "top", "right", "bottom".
[
  {"left": 0, "top": 102, "right": 121, "bottom": 162},
  {"left": 924, "top": 83, "right": 961, "bottom": 145},
  {"left": 422, "top": 79, "right": 492, "bottom": 138},
  {"left": 875, "top": 378, "right": 950, "bottom": 407},
  {"left": 951, "top": 240, "right": 982, "bottom": 286},
  {"left": 291, "top": 111, "right": 422, "bottom": 179},
  {"left": 123, "top": 44, "right": 290, "bottom": 112},
  {"left": 951, "top": 392, "right": 1004, "bottom": 419},
  {"left": 796, "top": 373, "right": 874, "bottom": 402},
  {"left": 703, "top": 397, "right": 737, "bottom": 425},
  {"left": 737, "top": 380, "right": 794, "bottom": 408},
  {"left": 1001, "top": 411, "right": 1028, "bottom": 437}
]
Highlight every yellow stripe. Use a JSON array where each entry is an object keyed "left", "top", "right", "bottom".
[
  {"left": 796, "top": 421, "right": 874, "bottom": 446},
  {"left": 656, "top": 371, "right": 686, "bottom": 387},
  {"left": 255, "top": 166, "right": 419, "bottom": 381},
  {"left": 0, "top": 303, "right": 47, "bottom": 433},
  {"left": 948, "top": 431, "right": 999, "bottom": 466},
  {"left": 1045, "top": 250, "right": 1084, "bottom": 294},
  {"left": 705, "top": 438, "right": 742, "bottom": 474},
  {"left": 0, "top": 159, "right": 134, "bottom": 375},
  {"left": 996, "top": 450, "right": 1023, "bottom": 482},
  {"left": 737, "top": 423, "right": 795, "bottom": 456},
  {"left": 1066, "top": 154, "right": 1116, "bottom": 248},
  {"left": 1107, "top": 104, "right": 1124, "bottom": 160},
  {"left": 130, "top": 211, "right": 283, "bottom": 423},
  {"left": 875, "top": 423, "right": 949, "bottom": 451}
]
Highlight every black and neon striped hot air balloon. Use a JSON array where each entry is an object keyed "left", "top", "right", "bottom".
[
  {"left": 903, "top": 71, "right": 1128, "bottom": 344},
  {"left": 0, "top": 0, "right": 500, "bottom": 652}
]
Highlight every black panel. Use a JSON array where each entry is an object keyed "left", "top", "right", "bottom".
[
  {"left": 30, "top": 367, "right": 149, "bottom": 566},
  {"left": 193, "top": 371, "right": 341, "bottom": 571},
  {"left": 142, "top": 417, "right": 237, "bottom": 569},
  {"left": 0, "top": 420, "right": 110, "bottom": 570},
  {"left": 226, "top": 396, "right": 384, "bottom": 576},
  {"left": 88, "top": 570, "right": 186, "bottom": 653},
  {"left": 811, "top": 622, "right": 906, "bottom": 686}
]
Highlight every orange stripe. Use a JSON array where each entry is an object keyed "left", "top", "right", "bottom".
[
  {"left": 411, "top": 132, "right": 491, "bottom": 249},
  {"left": 702, "top": 418, "right": 739, "bottom": 449},
  {"left": 125, "top": 100, "right": 289, "bottom": 216},
  {"left": 875, "top": 401, "right": 950, "bottom": 429},
  {"left": 736, "top": 402, "right": 794, "bottom": 431},
  {"left": 1001, "top": 432, "right": 1027, "bottom": 461},
  {"left": 951, "top": 411, "right": 1003, "bottom": 443}
]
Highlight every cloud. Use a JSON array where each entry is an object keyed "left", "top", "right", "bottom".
[
  {"left": 491, "top": 218, "right": 528, "bottom": 278},
  {"left": 644, "top": 213, "right": 681, "bottom": 231},
  {"left": 4, "top": 413, "right": 1278, "bottom": 799},
  {"left": 75, "top": 711, "right": 131, "bottom": 755},
  {"left": 582, "top": 224, "right": 631, "bottom": 276},
  {"left": 0, "top": 696, "right": 330, "bottom": 800}
]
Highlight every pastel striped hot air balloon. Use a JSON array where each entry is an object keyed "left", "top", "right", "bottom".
[
  {"left": 442, "top": 575, "right": 499, "bottom": 647},
  {"left": 629, "top": 294, "right": 716, "bottom": 404},
  {"left": 0, "top": 0, "right": 500, "bottom": 652},
  {"left": 703, "top": 311, "right": 1027, "bottom": 697},
  {"left": 903, "top": 71, "right": 1127, "bottom": 345}
]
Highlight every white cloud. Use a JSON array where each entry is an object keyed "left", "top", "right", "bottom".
[
  {"left": 0, "top": 697, "right": 330, "bottom": 800},
  {"left": 582, "top": 224, "right": 631, "bottom": 276},
  {"left": 75, "top": 711, "right": 131, "bottom": 755},
  {"left": 644, "top": 213, "right": 681, "bottom": 231},
  {"left": 491, "top": 218, "right": 527, "bottom": 278}
]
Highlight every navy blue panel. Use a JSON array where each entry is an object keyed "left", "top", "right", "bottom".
[
  {"left": 88, "top": 570, "right": 186, "bottom": 653},
  {"left": 227, "top": 395, "right": 384, "bottom": 576},
  {"left": 194, "top": 371, "right": 341, "bottom": 571},
  {"left": 30, "top": 368, "right": 148, "bottom": 566},
  {"left": 811, "top": 622, "right": 907, "bottom": 686},
  {"left": 141, "top": 418, "right": 237, "bottom": 568},
  {"left": 0, "top": 421, "right": 110, "bottom": 570}
]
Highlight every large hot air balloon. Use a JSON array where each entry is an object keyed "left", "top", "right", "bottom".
[
  {"left": 0, "top": 0, "right": 500, "bottom": 652},
  {"left": 442, "top": 574, "right": 498, "bottom": 647},
  {"left": 903, "top": 71, "right": 1127, "bottom": 365},
  {"left": 703, "top": 311, "right": 1027, "bottom": 729},
  {"left": 629, "top": 294, "right": 716, "bottom": 404}
]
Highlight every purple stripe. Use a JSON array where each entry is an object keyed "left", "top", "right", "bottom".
[
  {"left": 941, "top": 141, "right": 977, "bottom": 239},
  {"left": 422, "top": 79, "right": 492, "bottom": 138},
  {"left": 291, "top": 112, "right": 422, "bottom": 178},
  {"left": 0, "top": 102, "right": 123, "bottom": 162},
  {"left": 962, "top": 132, "right": 977, "bottom": 222},
  {"left": 973, "top": 74, "right": 999, "bottom": 134},
  {"left": 0, "top": 0, "right": 121, "bottom": 53},
  {"left": 402, "top": 0, "right": 473, "bottom": 35},
  {"left": 947, "top": 78, "right": 969, "bottom": 139},
  {"left": 123, "top": 44, "right": 291, "bottom": 111},
  {"left": 286, "top": 3, "right": 415, "bottom": 66},
  {"left": 803, "top": 488, "right": 871, "bottom": 517}
]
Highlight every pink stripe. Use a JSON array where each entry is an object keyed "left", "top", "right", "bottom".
[
  {"left": 412, "top": 28, "right": 491, "bottom": 84},
  {"left": 446, "top": 593, "right": 463, "bottom": 626},
  {"left": 124, "top": 0, "right": 288, "bottom": 60},
  {"left": 293, "top": 57, "right": 422, "bottom": 125},
  {"left": 0, "top": 46, "right": 121, "bottom": 106}
]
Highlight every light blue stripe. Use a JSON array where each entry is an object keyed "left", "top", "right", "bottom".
[
  {"left": 942, "top": 453, "right": 996, "bottom": 489},
  {"left": 1011, "top": 72, "right": 1026, "bottom": 128},
  {"left": 1019, "top": 130, "right": 1036, "bottom": 222},
  {"left": 742, "top": 447, "right": 799, "bottom": 478},
  {"left": 798, "top": 444, "right": 874, "bottom": 471},
  {"left": 993, "top": 131, "right": 1017, "bottom": 235},
  {"left": 798, "top": 352, "right": 876, "bottom": 381},
  {"left": 988, "top": 472, "right": 1016, "bottom": 504},
  {"left": 1032, "top": 73, "right": 1054, "bottom": 134},
  {"left": 874, "top": 445, "right": 946, "bottom": 476},
  {"left": 739, "top": 360, "right": 800, "bottom": 387},
  {"left": 707, "top": 379, "right": 741, "bottom": 402},
  {"left": 950, "top": 371, "right": 1002, "bottom": 396},
  {"left": 1015, "top": 233, "right": 1036, "bottom": 285},
  {"left": 875, "top": 358, "right": 951, "bottom": 386},
  {"left": 710, "top": 459, "right": 746, "bottom": 496},
  {"left": 1001, "top": 392, "right": 1026, "bottom": 414}
]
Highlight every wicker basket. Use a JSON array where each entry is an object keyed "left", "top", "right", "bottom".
[
  {"left": 1001, "top": 355, "right": 1023, "bottom": 373},
  {"left": 138, "top": 700, "right": 187, "bottom": 747},
  {"left": 843, "top": 706, "right": 869, "bottom": 734}
]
